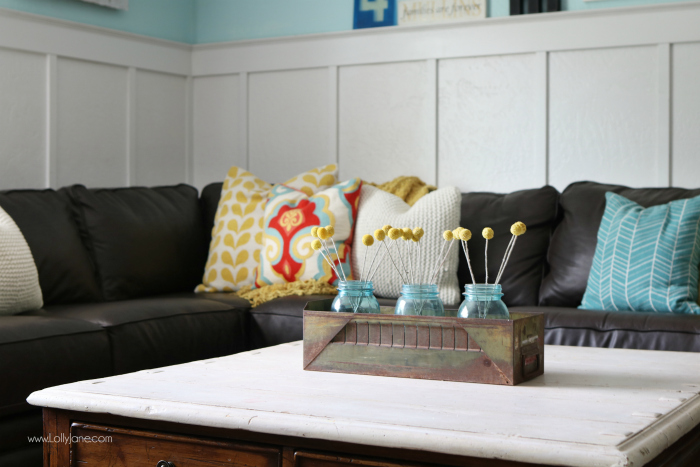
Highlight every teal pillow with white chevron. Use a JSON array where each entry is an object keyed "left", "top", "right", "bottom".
[{"left": 580, "top": 192, "right": 700, "bottom": 314}]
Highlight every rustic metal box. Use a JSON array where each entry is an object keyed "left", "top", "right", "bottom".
[{"left": 303, "top": 299, "right": 544, "bottom": 385}]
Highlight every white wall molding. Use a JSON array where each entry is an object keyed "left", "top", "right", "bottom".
[
  {"left": 239, "top": 72, "right": 249, "bottom": 171},
  {"left": 45, "top": 54, "right": 58, "bottom": 189},
  {"left": 0, "top": 7, "right": 190, "bottom": 75},
  {"left": 192, "top": 2, "right": 700, "bottom": 76},
  {"left": 535, "top": 51, "right": 549, "bottom": 186},
  {"left": 126, "top": 67, "right": 137, "bottom": 186},
  {"left": 328, "top": 66, "right": 339, "bottom": 167},
  {"left": 190, "top": 2, "right": 700, "bottom": 191},
  {"left": 0, "top": 8, "right": 190, "bottom": 190},
  {"left": 2, "top": 2, "right": 700, "bottom": 192},
  {"left": 657, "top": 43, "right": 671, "bottom": 187}
]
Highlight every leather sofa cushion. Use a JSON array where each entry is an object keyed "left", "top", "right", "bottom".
[
  {"left": 0, "top": 411, "right": 42, "bottom": 452},
  {"left": 40, "top": 295, "right": 249, "bottom": 374},
  {"left": 539, "top": 182, "right": 700, "bottom": 307},
  {"left": 512, "top": 306, "right": 700, "bottom": 352},
  {"left": 458, "top": 186, "right": 560, "bottom": 307},
  {"left": 65, "top": 185, "right": 208, "bottom": 301},
  {"left": 0, "top": 445, "right": 42, "bottom": 467},
  {"left": 0, "top": 189, "right": 101, "bottom": 305},
  {"left": 0, "top": 315, "right": 110, "bottom": 418}
]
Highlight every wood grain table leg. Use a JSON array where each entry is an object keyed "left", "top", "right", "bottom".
[{"left": 43, "top": 408, "right": 71, "bottom": 467}]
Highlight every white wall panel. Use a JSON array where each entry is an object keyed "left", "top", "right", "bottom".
[
  {"left": 0, "top": 48, "right": 46, "bottom": 189},
  {"left": 248, "top": 68, "right": 330, "bottom": 182},
  {"left": 438, "top": 53, "right": 540, "bottom": 192},
  {"left": 56, "top": 58, "right": 127, "bottom": 188},
  {"left": 339, "top": 61, "right": 435, "bottom": 184},
  {"left": 134, "top": 70, "right": 187, "bottom": 186},
  {"left": 672, "top": 42, "right": 700, "bottom": 189},
  {"left": 193, "top": 74, "right": 241, "bottom": 189},
  {"left": 549, "top": 46, "right": 659, "bottom": 191}
]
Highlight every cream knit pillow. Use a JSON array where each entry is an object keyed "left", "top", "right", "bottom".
[
  {"left": 351, "top": 185, "right": 461, "bottom": 305},
  {"left": 0, "top": 206, "right": 43, "bottom": 315}
]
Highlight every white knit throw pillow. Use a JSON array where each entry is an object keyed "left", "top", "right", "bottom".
[
  {"left": 351, "top": 185, "right": 461, "bottom": 305},
  {"left": 0, "top": 206, "right": 43, "bottom": 315}
]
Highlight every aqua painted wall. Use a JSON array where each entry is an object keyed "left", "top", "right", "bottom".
[
  {"left": 0, "top": 0, "right": 195, "bottom": 43},
  {"left": 193, "top": 0, "right": 696, "bottom": 44},
  {"left": 0, "top": 0, "right": 695, "bottom": 44}
]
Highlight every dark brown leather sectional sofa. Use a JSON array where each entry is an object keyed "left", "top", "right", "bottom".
[{"left": 1, "top": 180, "right": 699, "bottom": 466}]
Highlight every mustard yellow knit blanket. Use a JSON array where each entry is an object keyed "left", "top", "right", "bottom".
[
  {"left": 235, "top": 279, "right": 338, "bottom": 308},
  {"left": 366, "top": 175, "right": 436, "bottom": 206}
]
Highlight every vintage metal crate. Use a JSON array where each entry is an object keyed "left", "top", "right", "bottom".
[{"left": 303, "top": 299, "right": 544, "bottom": 386}]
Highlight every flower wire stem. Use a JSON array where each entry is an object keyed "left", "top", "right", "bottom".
[
  {"left": 462, "top": 241, "right": 476, "bottom": 284},
  {"left": 431, "top": 240, "right": 455, "bottom": 284},
  {"left": 495, "top": 236, "right": 517, "bottom": 285}
]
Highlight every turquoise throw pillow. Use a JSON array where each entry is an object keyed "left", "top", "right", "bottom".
[{"left": 580, "top": 192, "right": 700, "bottom": 314}]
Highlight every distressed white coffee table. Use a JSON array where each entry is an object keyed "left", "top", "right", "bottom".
[{"left": 29, "top": 343, "right": 700, "bottom": 467}]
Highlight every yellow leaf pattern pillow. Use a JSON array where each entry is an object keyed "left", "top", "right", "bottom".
[{"left": 196, "top": 165, "right": 338, "bottom": 292}]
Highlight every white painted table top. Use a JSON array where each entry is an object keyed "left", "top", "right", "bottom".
[{"left": 28, "top": 343, "right": 700, "bottom": 467}]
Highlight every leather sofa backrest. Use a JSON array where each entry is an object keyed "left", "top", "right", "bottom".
[
  {"left": 0, "top": 189, "right": 102, "bottom": 305},
  {"left": 65, "top": 184, "right": 207, "bottom": 301},
  {"left": 458, "top": 186, "right": 560, "bottom": 307},
  {"left": 539, "top": 181, "right": 700, "bottom": 307},
  {"left": 201, "top": 182, "right": 223, "bottom": 246}
]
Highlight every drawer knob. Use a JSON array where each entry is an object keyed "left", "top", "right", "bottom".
[{"left": 156, "top": 462, "right": 174, "bottom": 467}]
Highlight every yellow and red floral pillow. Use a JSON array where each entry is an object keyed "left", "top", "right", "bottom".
[
  {"left": 255, "top": 178, "right": 362, "bottom": 287},
  {"left": 196, "top": 165, "right": 338, "bottom": 292}
]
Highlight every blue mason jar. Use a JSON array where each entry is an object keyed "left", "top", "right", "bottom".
[
  {"left": 394, "top": 284, "right": 444, "bottom": 316},
  {"left": 458, "top": 284, "right": 510, "bottom": 320},
  {"left": 331, "top": 280, "right": 380, "bottom": 314}
]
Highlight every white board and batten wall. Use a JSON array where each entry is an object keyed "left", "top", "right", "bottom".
[
  {"left": 192, "top": 1, "right": 700, "bottom": 193},
  {"left": 1, "top": 3, "right": 700, "bottom": 194},
  {"left": 0, "top": 8, "right": 191, "bottom": 190}
]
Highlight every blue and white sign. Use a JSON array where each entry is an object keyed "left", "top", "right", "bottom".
[{"left": 354, "top": 0, "right": 397, "bottom": 29}]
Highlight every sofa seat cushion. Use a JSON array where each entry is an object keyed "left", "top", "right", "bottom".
[
  {"left": 0, "top": 315, "right": 110, "bottom": 417},
  {"left": 0, "top": 189, "right": 101, "bottom": 305},
  {"left": 511, "top": 306, "right": 700, "bottom": 352},
  {"left": 185, "top": 292, "right": 251, "bottom": 308},
  {"left": 40, "top": 295, "right": 249, "bottom": 374},
  {"left": 248, "top": 295, "right": 397, "bottom": 349},
  {"left": 458, "top": 186, "right": 560, "bottom": 307},
  {"left": 65, "top": 184, "right": 208, "bottom": 301},
  {"left": 0, "top": 410, "right": 42, "bottom": 454},
  {"left": 539, "top": 182, "right": 700, "bottom": 308}
]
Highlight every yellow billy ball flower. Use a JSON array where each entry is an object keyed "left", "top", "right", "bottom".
[
  {"left": 388, "top": 228, "right": 402, "bottom": 240},
  {"left": 443, "top": 230, "right": 454, "bottom": 241},
  {"left": 413, "top": 227, "right": 424, "bottom": 239},
  {"left": 452, "top": 227, "right": 462, "bottom": 239},
  {"left": 412, "top": 237, "right": 420, "bottom": 242},
  {"left": 374, "top": 229, "right": 386, "bottom": 241},
  {"left": 362, "top": 234, "right": 374, "bottom": 246},
  {"left": 511, "top": 221, "right": 527, "bottom": 236},
  {"left": 482, "top": 227, "right": 494, "bottom": 240},
  {"left": 311, "top": 239, "right": 323, "bottom": 250},
  {"left": 382, "top": 224, "right": 392, "bottom": 234},
  {"left": 310, "top": 226, "right": 319, "bottom": 238},
  {"left": 460, "top": 229, "right": 472, "bottom": 242},
  {"left": 402, "top": 227, "right": 413, "bottom": 241},
  {"left": 317, "top": 227, "right": 329, "bottom": 240},
  {"left": 325, "top": 225, "right": 335, "bottom": 237}
]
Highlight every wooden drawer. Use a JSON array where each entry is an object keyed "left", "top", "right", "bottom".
[
  {"left": 70, "top": 423, "right": 281, "bottom": 467},
  {"left": 292, "top": 450, "right": 429, "bottom": 467}
]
